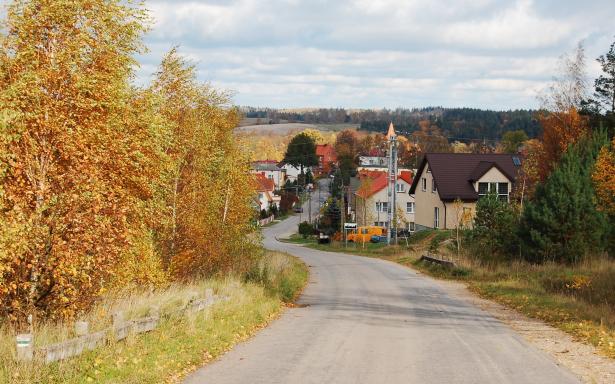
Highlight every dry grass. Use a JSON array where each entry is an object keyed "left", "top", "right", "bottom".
[
  {"left": 400, "top": 231, "right": 615, "bottom": 359},
  {"left": 0, "top": 251, "right": 308, "bottom": 383}
]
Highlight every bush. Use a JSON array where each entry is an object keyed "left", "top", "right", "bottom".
[
  {"left": 298, "top": 221, "right": 315, "bottom": 239},
  {"left": 466, "top": 193, "right": 518, "bottom": 262}
]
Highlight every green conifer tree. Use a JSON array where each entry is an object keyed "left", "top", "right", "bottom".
[{"left": 520, "top": 131, "right": 609, "bottom": 263}]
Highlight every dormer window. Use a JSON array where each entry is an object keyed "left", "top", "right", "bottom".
[{"left": 478, "top": 182, "right": 509, "bottom": 202}]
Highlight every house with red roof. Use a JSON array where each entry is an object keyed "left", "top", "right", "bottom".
[
  {"left": 353, "top": 169, "right": 415, "bottom": 231},
  {"left": 250, "top": 160, "right": 286, "bottom": 190},
  {"left": 315, "top": 144, "right": 337, "bottom": 175},
  {"left": 255, "top": 173, "right": 281, "bottom": 213},
  {"left": 408, "top": 153, "right": 522, "bottom": 231}
]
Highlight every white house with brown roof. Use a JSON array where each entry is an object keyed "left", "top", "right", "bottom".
[{"left": 408, "top": 153, "right": 522, "bottom": 231}]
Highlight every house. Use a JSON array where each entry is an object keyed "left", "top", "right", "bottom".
[
  {"left": 359, "top": 155, "right": 388, "bottom": 168},
  {"left": 250, "top": 160, "right": 285, "bottom": 190},
  {"left": 408, "top": 153, "right": 523, "bottom": 231},
  {"left": 278, "top": 162, "right": 307, "bottom": 184},
  {"left": 255, "top": 174, "right": 281, "bottom": 213},
  {"left": 354, "top": 169, "right": 416, "bottom": 232},
  {"left": 315, "top": 144, "right": 337, "bottom": 174}
]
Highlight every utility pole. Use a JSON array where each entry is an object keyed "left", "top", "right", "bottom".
[
  {"left": 341, "top": 184, "right": 346, "bottom": 247},
  {"left": 386, "top": 122, "right": 398, "bottom": 246},
  {"left": 308, "top": 190, "right": 312, "bottom": 224}
]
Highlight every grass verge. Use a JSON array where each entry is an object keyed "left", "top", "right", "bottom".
[
  {"left": 285, "top": 230, "right": 615, "bottom": 359},
  {"left": 0, "top": 251, "right": 308, "bottom": 384}
]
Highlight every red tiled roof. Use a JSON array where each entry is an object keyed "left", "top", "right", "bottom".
[
  {"left": 255, "top": 173, "right": 275, "bottom": 192},
  {"left": 399, "top": 170, "right": 413, "bottom": 184},
  {"left": 356, "top": 170, "right": 414, "bottom": 198},
  {"left": 316, "top": 144, "right": 334, "bottom": 157}
]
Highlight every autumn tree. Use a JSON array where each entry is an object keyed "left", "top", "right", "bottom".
[
  {"left": 537, "top": 108, "right": 589, "bottom": 180},
  {"left": 334, "top": 129, "right": 359, "bottom": 185},
  {"left": 500, "top": 130, "right": 528, "bottom": 153},
  {"left": 593, "top": 137, "right": 615, "bottom": 255},
  {"left": 150, "top": 49, "right": 258, "bottom": 278},
  {"left": 0, "top": 0, "right": 154, "bottom": 320},
  {"left": 537, "top": 43, "right": 591, "bottom": 180}
]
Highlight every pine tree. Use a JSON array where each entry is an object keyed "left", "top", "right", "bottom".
[
  {"left": 283, "top": 133, "right": 318, "bottom": 179},
  {"left": 520, "top": 131, "right": 609, "bottom": 263},
  {"left": 469, "top": 192, "right": 518, "bottom": 261}
]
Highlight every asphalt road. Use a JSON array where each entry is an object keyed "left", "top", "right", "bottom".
[{"left": 185, "top": 182, "right": 579, "bottom": 384}]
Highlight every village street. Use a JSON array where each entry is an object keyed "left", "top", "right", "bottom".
[{"left": 184, "top": 180, "right": 580, "bottom": 384}]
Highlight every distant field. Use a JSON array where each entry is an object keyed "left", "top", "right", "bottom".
[{"left": 236, "top": 122, "right": 358, "bottom": 135}]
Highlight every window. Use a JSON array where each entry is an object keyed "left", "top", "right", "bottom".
[
  {"left": 406, "top": 202, "right": 415, "bottom": 214},
  {"left": 434, "top": 207, "right": 440, "bottom": 229},
  {"left": 498, "top": 182, "right": 509, "bottom": 202},
  {"left": 478, "top": 182, "right": 488, "bottom": 196},
  {"left": 432, "top": 179, "right": 436, "bottom": 193},
  {"left": 396, "top": 183, "right": 406, "bottom": 193},
  {"left": 421, "top": 178, "right": 427, "bottom": 191},
  {"left": 374, "top": 221, "right": 388, "bottom": 228},
  {"left": 407, "top": 222, "right": 416, "bottom": 232},
  {"left": 376, "top": 202, "right": 388, "bottom": 213},
  {"left": 478, "top": 182, "right": 509, "bottom": 202},
  {"left": 512, "top": 156, "right": 521, "bottom": 166},
  {"left": 268, "top": 174, "right": 273, "bottom": 180}
]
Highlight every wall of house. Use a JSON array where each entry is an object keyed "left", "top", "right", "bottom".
[
  {"left": 355, "top": 180, "right": 415, "bottom": 230},
  {"left": 413, "top": 163, "right": 446, "bottom": 231},
  {"left": 443, "top": 201, "right": 476, "bottom": 229},
  {"left": 473, "top": 167, "right": 512, "bottom": 194}
]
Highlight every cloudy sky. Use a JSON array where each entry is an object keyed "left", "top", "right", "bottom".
[{"left": 101, "top": 1, "right": 615, "bottom": 109}]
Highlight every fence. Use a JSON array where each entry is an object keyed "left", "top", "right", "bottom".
[
  {"left": 257, "top": 215, "right": 275, "bottom": 226},
  {"left": 15, "top": 289, "right": 229, "bottom": 364}
]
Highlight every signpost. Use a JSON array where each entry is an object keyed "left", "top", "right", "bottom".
[{"left": 344, "top": 223, "right": 357, "bottom": 248}]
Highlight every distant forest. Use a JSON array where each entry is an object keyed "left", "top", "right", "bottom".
[{"left": 242, "top": 107, "right": 542, "bottom": 140}]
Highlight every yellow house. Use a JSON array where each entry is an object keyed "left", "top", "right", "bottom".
[{"left": 408, "top": 153, "right": 522, "bottom": 231}]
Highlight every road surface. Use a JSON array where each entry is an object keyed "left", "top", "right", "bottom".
[{"left": 185, "top": 182, "right": 579, "bottom": 384}]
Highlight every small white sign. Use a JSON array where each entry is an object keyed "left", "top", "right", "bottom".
[{"left": 344, "top": 223, "right": 357, "bottom": 229}]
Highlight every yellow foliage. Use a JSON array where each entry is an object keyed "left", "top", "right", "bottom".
[{"left": 592, "top": 138, "right": 615, "bottom": 215}]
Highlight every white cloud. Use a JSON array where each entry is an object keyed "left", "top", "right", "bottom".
[{"left": 133, "top": 0, "right": 615, "bottom": 109}]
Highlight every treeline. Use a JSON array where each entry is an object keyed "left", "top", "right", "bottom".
[
  {"left": 241, "top": 106, "right": 541, "bottom": 140},
  {"left": 0, "top": 1, "right": 256, "bottom": 322}
]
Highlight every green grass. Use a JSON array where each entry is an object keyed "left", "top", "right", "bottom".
[
  {"left": 281, "top": 234, "right": 407, "bottom": 257},
  {"left": 1, "top": 251, "right": 308, "bottom": 384}
]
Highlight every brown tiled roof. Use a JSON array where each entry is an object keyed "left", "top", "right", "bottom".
[{"left": 409, "top": 153, "right": 522, "bottom": 202}]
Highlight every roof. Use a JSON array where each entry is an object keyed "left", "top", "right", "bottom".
[
  {"left": 386, "top": 122, "right": 396, "bottom": 140},
  {"left": 355, "top": 170, "right": 414, "bottom": 198},
  {"left": 252, "top": 161, "right": 282, "bottom": 172},
  {"left": 316, "top": 144, "right": 335, "bottom": 157},
  {"left": 408, "top": 153, "right": 522, "bottom": 202},
  {"left": 255, "top": 174, "right": 275, "bottom": 192}
]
